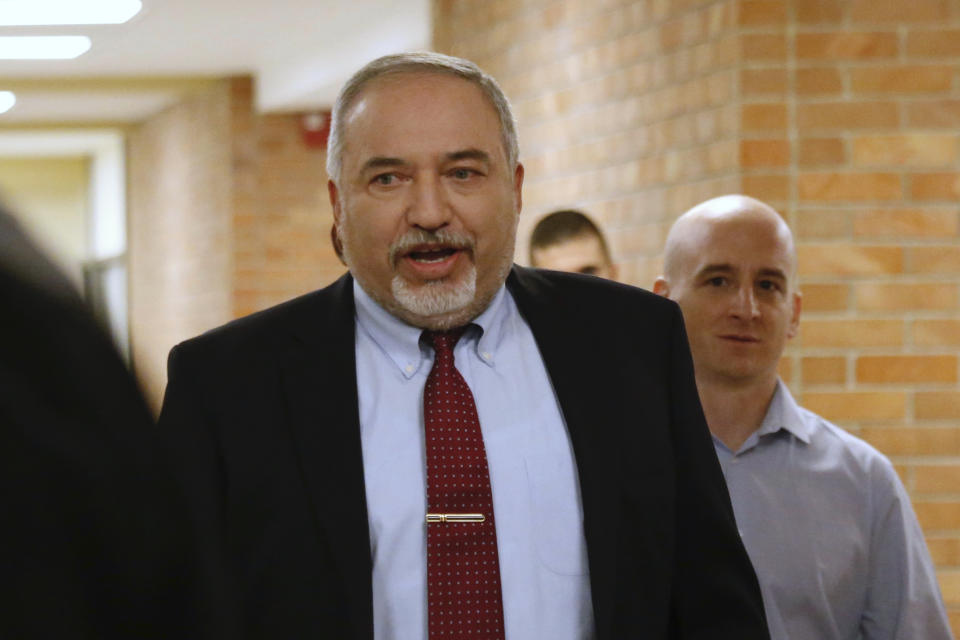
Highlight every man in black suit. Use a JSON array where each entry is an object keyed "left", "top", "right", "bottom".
[
  {"left": 159, "top": 52, "right": 769, "bottom": 639},
  {"left": 0, "top": 207, "right": 195, "bottom": 638}
]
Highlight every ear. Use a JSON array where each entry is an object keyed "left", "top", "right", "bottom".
[
  {"left": 652, "top": 277, "right": 670, "bottom": 298},
  {"left": 330, "top": 223, "right": 346, "bottom": 265},
  {"left": 328, "top": 180, "right": 347, "bottom": 265},
  {"left": 328, "top": 179, "right": 342, "bottom": 224},
  {"left": 786, "top": 290, "right": 802, "bottom": 339},
  {"left": 513, "top": 163, "right": 524, "bottom": 214}
]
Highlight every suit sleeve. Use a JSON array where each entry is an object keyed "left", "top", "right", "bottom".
[
  {"left": 665, "top": 304, "right": 771, "bottom": 639},
  {"left": 0, "top": 222, "right": 199, "bottom": 639},
  {"left": 158, "top": 343, "right": 243, "bottom": 638}
]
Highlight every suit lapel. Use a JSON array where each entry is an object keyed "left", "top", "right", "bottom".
[
  {"left": 507, "top": 267, "right": 619, "bottom": 640},
  {"left": 279, "top": 274, "right": 373, "bottom": 640}
]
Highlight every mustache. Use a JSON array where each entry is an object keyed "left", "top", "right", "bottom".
[{"left": 388, "top": 229, "right": 475, "bottom": 266}]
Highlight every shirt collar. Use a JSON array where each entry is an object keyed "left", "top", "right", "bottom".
[
  {"left": 755, "top": 379, "right": 813, "bottom": 444},
  {"left": 352, "top": 280, "right": 510, "bottom": 380},
  {"left": 469, "top": 284, "right": 509, "bottom": 368}
]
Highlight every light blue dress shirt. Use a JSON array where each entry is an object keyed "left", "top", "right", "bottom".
[
  {"left": 353, "top": 281, "right": 594, "bottom": 640},
  {"left": 715, "top": 380, "right": 952, "bottom": 640}
]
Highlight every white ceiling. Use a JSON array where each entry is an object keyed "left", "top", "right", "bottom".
[{"left": 0, "top": 0, "right": 432, "bottom": 125}]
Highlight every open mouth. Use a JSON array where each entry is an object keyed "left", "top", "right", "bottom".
[
  {"left": 396, "top": 242, "right": 468, "bottom": 279},
  {"left": 388, "top": 230, "right": 475, "bottom": 279},
  {"left": 407, "top": 247, "right": 459, "bottom": 263}
]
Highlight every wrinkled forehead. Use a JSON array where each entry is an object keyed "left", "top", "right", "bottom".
[
  {"left": 345, "top": 72, "right": 493, "bottom": 128},
  {"left": 342, "top": 72, "right": 507, "bottom": 161}
]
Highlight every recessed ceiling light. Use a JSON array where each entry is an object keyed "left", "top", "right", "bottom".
[
  {"left": 0, "top": 0, "right": 142, "bottom": 26},
  {"left": 0, "top": 36, "right": 91, "bottom": 59},
  {"left": 0, "top": 92, "right": 15, "bottom": 115}
]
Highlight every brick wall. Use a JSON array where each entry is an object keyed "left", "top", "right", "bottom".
[
  {"left": 229, "top": 81, "right": 340, "bottom": 319},
  {"left": 128, "top": 78, "right": 339, "bottom": 409},
  {"left": 436, "top": 0, "right": 744, "bottom": 286},
  {"left": 435, "top": 0, "right": 960, "bottom": 628},
  {"left": 128, "top": 80, "right": 234, "bottom": 409},
  {"left": 772, "top": 1, "right": 960, "bottom": 627}
]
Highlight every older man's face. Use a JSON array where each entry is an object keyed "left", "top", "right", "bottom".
[{"left": 329, "top": 73, "right": 523, "bottom": 330}]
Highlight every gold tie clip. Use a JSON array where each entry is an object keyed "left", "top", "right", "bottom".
[{"left": 425, "top": 513, "right": 486, "bottom": 524}]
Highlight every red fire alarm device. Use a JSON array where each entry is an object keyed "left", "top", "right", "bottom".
[{"left": 301, "top": 111, "right": 331, "bottom": 149}]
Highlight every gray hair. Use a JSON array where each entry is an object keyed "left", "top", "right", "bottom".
[{"left": 326, "top": 52, "right": 519, "bottom": 184}]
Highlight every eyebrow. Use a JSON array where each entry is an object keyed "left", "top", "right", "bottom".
[
  {"left": 360, "top": 156, "right": 407, "bottom": 174},
  {"left": 695, "top": 263, "right": 788, "bottom": 280},
  {"left": 357, "top": 148, "right": 492, "bottom": 176},
  {"left": 446, "top": 148, "right": 491, "bottom": 164},
  {"left": 757, "top": 267, "right": 788, "bottom": 280},
  {"left": 695, "top": 263, "right": 734, "bottom": 278}
]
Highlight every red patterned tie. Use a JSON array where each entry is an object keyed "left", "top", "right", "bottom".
[{"left": 423, "top": 327, "right": 506, "bottom": 640}]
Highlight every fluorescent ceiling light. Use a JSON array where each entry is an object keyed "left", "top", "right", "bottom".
[
  {"left": 0, "top": 92, "right": 15, "bottom": 115},
  {"left": 0, "top": 0, "right": 142, "bottom": 25},
  {"left": 0, "top": 36, "right": 91, "bottom": 59}
]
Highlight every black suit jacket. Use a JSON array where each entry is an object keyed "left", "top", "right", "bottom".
[
  {"left": 0, "top": 210, "right": 195, "bottom": 638},
  {"left": 160, "top": 266, "right": 769, "bottom": 639}
]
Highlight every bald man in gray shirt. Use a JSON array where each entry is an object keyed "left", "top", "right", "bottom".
[{"left": 654, "top": 195, "right": 951, "bottom": 639}]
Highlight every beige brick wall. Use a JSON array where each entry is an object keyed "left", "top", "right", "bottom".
[
  {"left": 129, "top": 77, "right": 340, "bottom": 410},
  {"left": 229, "top": 81, "right": 340, "bottom": 319},
  {"left": 128, "top": 79, "right": 234, "bottom": 409},
  {"left": 436, "top": 0, "right": 743, "bottom": 285},
  {"left": 435, "top": 0, "right": 960, "bottom": 628},
  {"left": 781, "top": 1, "right": 960, "bottom": 627}
]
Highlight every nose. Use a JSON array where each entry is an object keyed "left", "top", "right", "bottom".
[
  {"left": 731, "top": 285, "right": 760, "bottom": 319},
  {"left": 405, "top": 174, "right": 452, "bottom": 231}
]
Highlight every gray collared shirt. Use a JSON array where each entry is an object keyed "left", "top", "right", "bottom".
[{"left": 714, "top": 380, "right": 952, "bottom": 639}]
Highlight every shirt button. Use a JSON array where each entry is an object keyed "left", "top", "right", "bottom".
[
  {"left": 405, "top": 364, "right": 414, "bottom": 373},
  {"left": 481, "top": 352, "right": 491, "bottom": 360}
]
